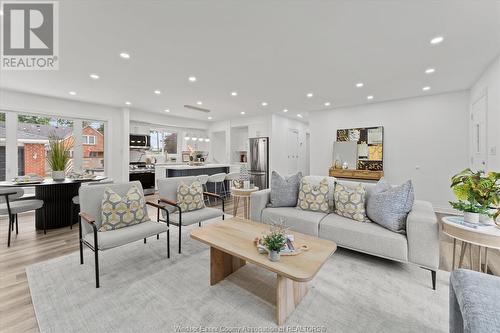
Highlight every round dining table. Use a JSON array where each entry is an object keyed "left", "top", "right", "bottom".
[{"left": 0, "top": 176, "right": 107, "bottom": 230}]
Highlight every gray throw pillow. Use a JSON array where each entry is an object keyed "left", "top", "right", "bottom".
[
  {"left": 269, "top": 171, "right": 302, "bottom": 207},
  {"left": 366, "top": 178, "right": 414, "bottom": 234}
]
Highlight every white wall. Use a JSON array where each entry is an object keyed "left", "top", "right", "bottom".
[
  {"left": 309, "top": 91, "right": 470, "bottom": 212},
  {"left": 470, "top": 55, "right": 500, "bottom": 171},
  {"left": 270, "top": 114, "right": 309, "bottom": 176}
]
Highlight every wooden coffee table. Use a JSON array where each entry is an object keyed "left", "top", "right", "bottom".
[{"left": 190, "top": 218, "right": 337, "bottom": 325}]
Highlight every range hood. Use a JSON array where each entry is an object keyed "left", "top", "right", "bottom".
[{"left": 129, "top": 134, "right": 150, "bottom": 149}]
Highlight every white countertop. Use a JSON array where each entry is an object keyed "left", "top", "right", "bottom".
[{"left": 161, "top": 164, "right": 230, "bottom": 170}]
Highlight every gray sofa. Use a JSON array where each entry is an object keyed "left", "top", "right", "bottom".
[
  {"left": 250, "top": 176, "right": 440, "bottom": 289},
  {"left": 450, "top": 269, "right": 500, "bottom": 332}
]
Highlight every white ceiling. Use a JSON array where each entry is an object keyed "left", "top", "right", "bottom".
[{"left": 1, "top": 0, "right": 499, "bottom": 122}]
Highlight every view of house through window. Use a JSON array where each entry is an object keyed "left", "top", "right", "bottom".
[
  {"left": 12, "top": 114, "right": 105, "bottom": 178},
  {"left": 150, "top": 130, "right": 178, "bottom": 154}
]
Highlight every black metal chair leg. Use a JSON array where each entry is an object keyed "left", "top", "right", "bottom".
[
  {"left": 15, "top": 214, "right": 18, "bottom": 235},
  {"left": 431, "top": 270, "right": 436, "bottom": 290},
  {"left": 95, "top": 249, "right": 100, "bottom": 288},
  {"left": 157, "top": 234, "right": 159, "bottom": 240},
  {"left": 178, "top": 224, "right": 182, "bottom": 254},
  {"left": 144, "top": 238, "right": 146, "bottom": 244},
  {"left": 167, "top": 229, "right": 170, "bottom": 258},
  {"left": 11, "top": 215, "right": 14, "bottom": 231},
  {"left": 70, "top": 202, "right": 73, "bottom": 229},
  {"left": 7, "top": 214, "right": 12, "bottom": 247},
  {"left": 78, "top": 216, "right": 84, "bottom": 264},
  {"left": 199, "top": 222, "right": 201, "bottom": 227}
]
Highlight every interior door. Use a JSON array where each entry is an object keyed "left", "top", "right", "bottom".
[
  {"left": 471, "top": 93, "right": 488, "bottom": 171},
  {"left": 287, "top": 129, "right": 299, "bottom": 174}
]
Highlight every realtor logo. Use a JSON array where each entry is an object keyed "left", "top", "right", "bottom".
[{"left": 1, "top": 1, "right": 59, "bottom": 70}]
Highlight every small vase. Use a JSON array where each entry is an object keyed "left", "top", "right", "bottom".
[
  {"left": 268, "top": 250, "right": 280, "bottom": 262},
  {"left": 464, "top": 212, "right": 479, "bottom": 224},
  {"left": 52, "top": 170, "right": 65, "bottom": 181},
  {"left": 479, "top": 214, "right": 493, "bottom": 225}
]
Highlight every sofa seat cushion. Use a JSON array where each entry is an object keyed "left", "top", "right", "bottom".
[
  {"left": 169, "top": 207, "right": 223, "bottom": 226},
  {"left": 261, "top": 207, "right": 327, "bottom": 236},
  {"left": 84, "top": 221, "right": 168, "bottom": 250},
  {"left": 319, "top": 213, "right": 408, "bottom": 262}
]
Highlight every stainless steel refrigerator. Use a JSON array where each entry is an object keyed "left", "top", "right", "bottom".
[{"left": 249, "top": 137, "right": 269, "bottom": 189}]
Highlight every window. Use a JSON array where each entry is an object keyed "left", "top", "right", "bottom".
[
  {"left": 83, "top": 135, "right": 96, "bottom": 145},
  {"left": 149, "top": 130, "right": 178, "bottom": 154},
  {"left": 164, "top": 132, "right": 178, "bottom": 154}
]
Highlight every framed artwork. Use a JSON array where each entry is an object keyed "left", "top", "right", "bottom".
[
  {"left": 181, "top": 151, "right": 191, "bottom": 162},
  {"left": 335, "top": 126, "right": 384, "bottom": 171}
]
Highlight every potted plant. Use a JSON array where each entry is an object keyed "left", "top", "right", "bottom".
[
  {"left": 47, "top": 135, "right": 70, "bottom": 181},
  {"left": 262, "top": 231, "right": 286, "bottom": 262},
  {"left": 450, "top": 168, "right": 500, "bottom": 224}
]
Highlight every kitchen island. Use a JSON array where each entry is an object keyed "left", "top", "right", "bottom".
[{"left": 158, "top": 164, "right": 231, "bottom": 195}]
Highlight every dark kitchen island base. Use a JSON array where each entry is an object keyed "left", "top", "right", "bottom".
[{"left": 165, "top": 165, "right": 230, "bottom": 196}]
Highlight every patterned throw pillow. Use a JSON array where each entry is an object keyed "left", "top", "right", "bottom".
[
  {"left": 177, "top": 181, "right": 205, "bottom": 212},
  {"left": 334, "top": 183, "right": 368, "bottom": 222},
  {"left": 100, "top": 186, "right": 150, "bottom": 231},
  {"left": 296, "top": 178, "right": 330, "bottom": 213}
]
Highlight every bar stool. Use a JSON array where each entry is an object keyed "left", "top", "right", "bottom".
[
  {"left": 196, "top": 175, "right": 210, "bottom": 204},
  {"left": 0, "top": 187, "right": 45, "bottom": 247},
  {"left": 223, "top": 172, "right": 239, "bottom": 198},
  {"left": 207, "top": 173, "right": 226, "bottom": 204},
  {"left": 70, "top": 179, "right": 114, "bottom": 229}
]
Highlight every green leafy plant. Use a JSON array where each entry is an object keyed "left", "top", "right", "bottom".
[
  {"left": 47, "top": 134, "right": 70, "bottom": 171},
  {"left": 450, "top": 168, "right": 500, "bottom": 219},
  {"left": 262, "top": 232, "right": 286, "bottom": 252}
]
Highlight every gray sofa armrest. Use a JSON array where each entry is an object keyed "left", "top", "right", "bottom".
[
  {"left": 250, "top": 189, "right": 271, "bottom": 222},
  {"left": 450, "top": 269, "right": 500, "bottom": 333},
  {"left": 406, "top": 200, "right": 439, "bottom": 270}
]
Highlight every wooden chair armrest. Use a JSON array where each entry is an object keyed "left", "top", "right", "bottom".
[
  {"left": 146, "top": 200, "right": 168, "bottom": 210},
  {"left": 159, "top": 197, "right": 179, "bottom": 207},
  {"left": 203, "top": 192, "right": 222, "bottom": 200},
  {"left": 79, "top": 212, "right": 96, "bottom": 224}
]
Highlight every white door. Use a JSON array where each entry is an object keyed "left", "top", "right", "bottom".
[
  {"left": 287, "top": 129, "right": 299, "bottom": 174},
  {"left": 471, "top": 93, "right": 488, "bottom": 171}
]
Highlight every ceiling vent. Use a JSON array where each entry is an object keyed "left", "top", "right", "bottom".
[{"left": 184, "top": 105, "right": 211, "bottom": 113}]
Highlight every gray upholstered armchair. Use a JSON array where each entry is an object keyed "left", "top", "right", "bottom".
[
  {"left": 157, "top": 176, "right": 225, "bottom": 254},
  {"left": 78, "top": 181, "right": 169, "bottom": 288}
]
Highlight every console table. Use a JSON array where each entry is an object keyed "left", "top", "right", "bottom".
[{"left": 329, "top": 168, "right": 383, "bottom": 181}]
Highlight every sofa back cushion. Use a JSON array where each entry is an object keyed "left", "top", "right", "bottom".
[
  {"left": 269, "top": 171, "right": 302, "bottom": 207},
  {"left": 366, "top": 178, "right": 414, "bottom": 234},
  {"left": 296, "top": 177, "right": 330, "bottom": 213}
]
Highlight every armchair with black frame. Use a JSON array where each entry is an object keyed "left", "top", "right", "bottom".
[
  {"left": 156, "top": 177, "right": 225, "bottom": 254},
  {"left": 78, "top": 181, "right": 170, "bottom": 288}
]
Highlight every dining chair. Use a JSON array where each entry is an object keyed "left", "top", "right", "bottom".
[
  {"left": 0, "top": 187, "right": 45, "bottom": 247},
  {"left": 157, "top": 176, "right": 224, "bottom": 254},
  {"left": 207, "top": 173, "right": 227, "bottom": 203},
  {"left": 78, "top": 181, "right": 169, "bottom": 288}
]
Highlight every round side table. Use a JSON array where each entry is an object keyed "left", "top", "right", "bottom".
[
  {"left": 231, "top": 187, "right": 259, "bottom": 219},
  {"left": 441, "top": 216, "right": 500, "bottom": 273}
]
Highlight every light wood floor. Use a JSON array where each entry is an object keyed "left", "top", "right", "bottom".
[{"left": 0, "top": 201, "right": 498, "bottom": 333}]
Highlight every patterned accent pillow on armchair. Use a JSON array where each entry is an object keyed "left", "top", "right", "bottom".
[
  {"left": 177, "top": 181, "right": 205, "bottom": 212},
  {"left": 100, "top": 186, "right": 150, "bottom": 231},
  {"left": 333, "top": 183, "right": 368, "bottom": 222},
  {"left": 296, "top": 178, "right": 330, "bottom": 213}
]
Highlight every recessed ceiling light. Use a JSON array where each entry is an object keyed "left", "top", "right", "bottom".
[
  {"left": 196, "top": 101, "right": 203, "bottom": 105},
  {"left": 430, "top": 36, "right": 444, "bottom": 45},
  {"left": 119, "top": 52, "right": 130, "bottom": 59},
  {"left": 367, "top": 95, "right": 374, "bottom": 100},
  {"left": 324, "top": 102, "right": 331, "bottom": 106},
  {"left": 425, "top": 68, "right": 436, "bottom": 74},
  {"left": 89, "top": 73, "right": 99, "bottom": 80},
  {"left": 154, "top": 90, "right": 161, "bottom": 95},
  {"left": 297, "top": 114, "right": 303, "bottom": 118},
  {"left": 231, "top": 91, "right": 238, "bottom": 96},
  {"left": 188, "top": 76, "right": 197, "bottom": 82},
  {"left": 283, "top": 109, "right": 288, "bottom": 113},
  {"left": 69, "top": 91, "right": 76, "bottom": 96},
  {"left": 208, "top": 116, "right": 213, "bottom": 120},
  {"left": 164, "top": 109, "right": 170, "bottom": 113},
  {"left": 306, "top": 92, "right": 313, "bottom": 98},
  {"left": 422, "top": 86, "right": 431, "bottom": 91},
  {"left": 125, "top": 101, "right": 131, "bottom": 105},
  {"left": 356, "top": 82, "right": 364, "bottom": 88},
  {"left": 261, "top": 102, "right": 268, "bottom": 106},
  {"left": 240, "top": 111, "right": 246, "bottom": 115}
]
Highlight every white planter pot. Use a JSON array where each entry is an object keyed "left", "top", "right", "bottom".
[
  {"left": 479, "top": 214, "right": 493, "bottom": 225},
  {"left": 268, "top": 250, "right": 280, "bottom": 262},
  {"left": 463, "top": 212, "right": 479, "bottom": 224},
  {"left": 52, "top": 170, "right": 65, "bottom": 181}
]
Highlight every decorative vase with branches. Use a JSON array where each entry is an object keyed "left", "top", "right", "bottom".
[{"left": 47, "top": 134, "right": 70, "bottom": 180}]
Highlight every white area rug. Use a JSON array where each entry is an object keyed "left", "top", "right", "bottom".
[{"left": 27, "top": 221, "right": 449, "bottom": 333}]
